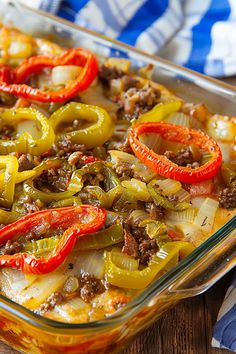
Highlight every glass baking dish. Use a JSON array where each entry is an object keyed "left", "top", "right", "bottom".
[{"left": 0, "top": 1, "right": 235, "bottom": 353}]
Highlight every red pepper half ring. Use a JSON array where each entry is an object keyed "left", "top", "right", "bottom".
[
  {"left": 0, "top": 64, "right": 15, "bottom": 84},
  {"left": 128, "top": 122, "right": 222, "bottom": 184},
  {"left": 0, "top": 48, "right": 98, "bottom": 102},
  {"left": 0, "top": 205, "right": 106, "bottom": 274}
]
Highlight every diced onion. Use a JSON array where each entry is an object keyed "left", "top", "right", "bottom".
[
  {"left": 156, "top": 178, "right": 182, "bottom": 196},
  {"left": 80, "top": 84, "right": 119, "bottom": 118},
  {"left": 160, "top": 140, "right": 185, "bottom": 154},
  {"left": 8, "top": 40, "right": 32, "bottom": 58},
  {"left": 0, "top": 268, "right": 66, "bottom": 310},
  {"left": 63, "top": 276, "right": 79, "bottom": 293},
  {"left": 174, "top": 188, "right": 191, "bottom": 202},
  {"left": 71, "top": 250, "right": 105, "bottom": 279},
  {"left": 175, "top": 222, "right": 205, "bottom": 246},
  {"left": 194, "top": 197, "right": 219, "bottom": 233},
  {"left": 218, "top": 142, "right": 233, "bottom": 163},
  {"left": 111, "top": 249, "right": 139, "bottom": 271},
  {"left": 191, "top": 197, "right": 206, "bottom": 209},
  {"left": 52, "top": 297, "right": 90, "bottom": 323},
  {"left": 207, "top": 114, "right": 236, "bottom": 142},
  {"left": 51, "top": 65, "right": 82, "bottom": 86},
  {"left": 139, "top": 133, "right": 163, "bottom": 153},
  {"left": 167, "top": 208, "right": 196, "bottom": 224},
  {"left": 121, "top": 178, "right": 150, "bottom": 201},
  {"left": 109, "top": 150, "right": 136, "bottom": 164},
  {"left": 165, "top": 112, "right": 190, "bottom": 127},
  {"left": 17, "top": 119, "right": 42, "bottom": 139},
  {"left": 128, "top": 209, "right": 149, "bottom": 225}
]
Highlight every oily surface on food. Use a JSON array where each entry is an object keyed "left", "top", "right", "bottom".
[{"left": 0, "top": 24, "right": 235, "bottom": 324}]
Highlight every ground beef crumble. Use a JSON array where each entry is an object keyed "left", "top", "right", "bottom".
[
  {"left": 79, "top": 273, "right": 105, "bottom": 302},
  {"left": 99, "top": 65, "right": 125, "bottom": 86},
  {"left": 0, "top": 240, "right": 22, "bottom": 255},
  {"left": 164, "top": 147, "right": 200, "bottom": 168},
  {"left": 112, "top": 161, "right": 134, "bottom": 179},
  {"left": 145, "top": 202, "right": 165, "bottom": 221},
  {"left": 0, "top": 125, "right": 15, "bottom": 140},
  {"left": 54, "top": 136, "right": 87, "bottom": 158},
  {"left": 219, "top": 187, "right": 236, "bottom": 209},
  {"left": 17, "top": 194, "right": 44, "bottom": 214},
  {"left": 34, "top": 166, "right": 73, "bottom": 193},
  {"left": 122, "top": 228, "right": 138, "bottom": 258},
  {"left": 18, "top": 153, "right": 41, "bottom": 172},
  {"left": 118, "top": 83, "right": 160, "bottom": 121},
  {"left": 138, "top": 238, "right": 159, "bottom": 265},
  {"left": 122, "top": 224, "right": 159, "bottom": 266}
]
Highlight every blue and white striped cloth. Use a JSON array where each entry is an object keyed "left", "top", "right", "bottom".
[
  {"left": 18, "top": 0, "right": 236, "bottom": 351},
  {"left": 20, "top": 0, "right": 236, "bottom": 77}
]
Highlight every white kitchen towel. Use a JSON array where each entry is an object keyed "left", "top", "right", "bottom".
[{"left": 16, "top": 0, "right": 236, "bottom": 351}]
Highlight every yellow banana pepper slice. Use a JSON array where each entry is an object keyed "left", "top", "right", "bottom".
[
  {"left": 104, "top": 241, "right": 195, "bottom": 289},
  {"left": 0, "top": 108, "right": 55, "bottom": 155},
  {"left": 50, "top": 102, "right": 114, "bottom": 149},
  {"left": 135, "top": 100, "right": 182, "bottom": 124}
]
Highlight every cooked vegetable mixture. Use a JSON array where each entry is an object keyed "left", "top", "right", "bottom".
[{"left": 0, "top": 24, "right": 235, "bottom": 323}]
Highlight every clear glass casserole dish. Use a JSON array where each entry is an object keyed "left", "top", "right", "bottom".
[{"left": 0, "top": 1, "right": 235, "bottom": 353}]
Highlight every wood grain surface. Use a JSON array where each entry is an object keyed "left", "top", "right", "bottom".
[{"left": 0, "top": 272, "right": 233, "bottom": 354}]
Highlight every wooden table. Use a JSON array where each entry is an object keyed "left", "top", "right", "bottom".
[{"left": 0, "top": 271, "right": 233, "bottom": 354}]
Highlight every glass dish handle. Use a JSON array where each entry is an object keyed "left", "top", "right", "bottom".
[{"left": 168, "top": 227, "right": 236, "bottom": 298}]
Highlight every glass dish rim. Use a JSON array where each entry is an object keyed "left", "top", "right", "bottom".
[{"left": 0, "top": 0, "right": 235, "bottom": 333}]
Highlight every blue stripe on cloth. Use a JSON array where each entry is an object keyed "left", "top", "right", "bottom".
[
  {"left": 58, "top": 0, "right": 89, "bottom": 21},
  {"left": 184, "top": 0, "right": 231, "bottom": 73},
  {"left": 117, "top": 0, "right": 169, "bottom": 46},
  {"left": 214, "top": 302, "right": 236, "bottom": 350}
]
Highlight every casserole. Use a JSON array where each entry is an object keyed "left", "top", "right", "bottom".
[{"left": 0, "top": 1, "right": 235, "bottom": 353}]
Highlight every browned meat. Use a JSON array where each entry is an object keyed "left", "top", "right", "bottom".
[
  {"left": 219, "top": 187, "right": 236, "bottom": 209},
  {"left": 99, "top": 65, "right": 124, "bottom": 86},
  {"left": 138, "top": 239, "right": 158, "bottom": 265},
  {"left": 19, "top": 195, "right": 44, "bottom": 214},
  {"left": 83, "top": 172, "right": 105, "bottom": 187},
  {"left": 118, "top": 83, "right": 160, "bottom": 121},
  {"left": 79, "top": 274, "right": 105, "bottom": 302},
  {"left": 113, "top": 162, "right": 134, "bottom": 179},
  {"left": 145, "top": 202, "right": 165, "bottom": 220},
  {"left": 0, "top": 125, "right": 15, "bottom": 140},
  {"left": 38, "top": 292, "right": 64, "bottom": 312},
  {"left": 164, "top": 147, "right": 199, "bottom": 168},
  {"left": 0, "top": 240, "right": 22, "bottom": 255},
  {"left": 34, "top": 166, "right": 73, "bottom": 193},
  {"left": 124, "top": 219, "right": 159, "bottom": 265},
  {"left": 18, "top": 154, "right": 41, "bottom": 172},
  {"left": 55, "top": 136, "right": 87, "bottom": 158},
  {"left": 122, "top": 228, "right": 138, "bottom": 258}
]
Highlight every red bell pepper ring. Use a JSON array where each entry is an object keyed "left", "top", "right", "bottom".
[
  {"left": 0, "top": 48, "right": 98, "bottom": 102},
  {"left": 0, "top": 205, "right": 106, "bottom": 274},
  {"left": 128, "top": 122, "right": 222, "bottom": 183},
  {"left": 0, "top": 64, "right": 15, "bottom": 85}
]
